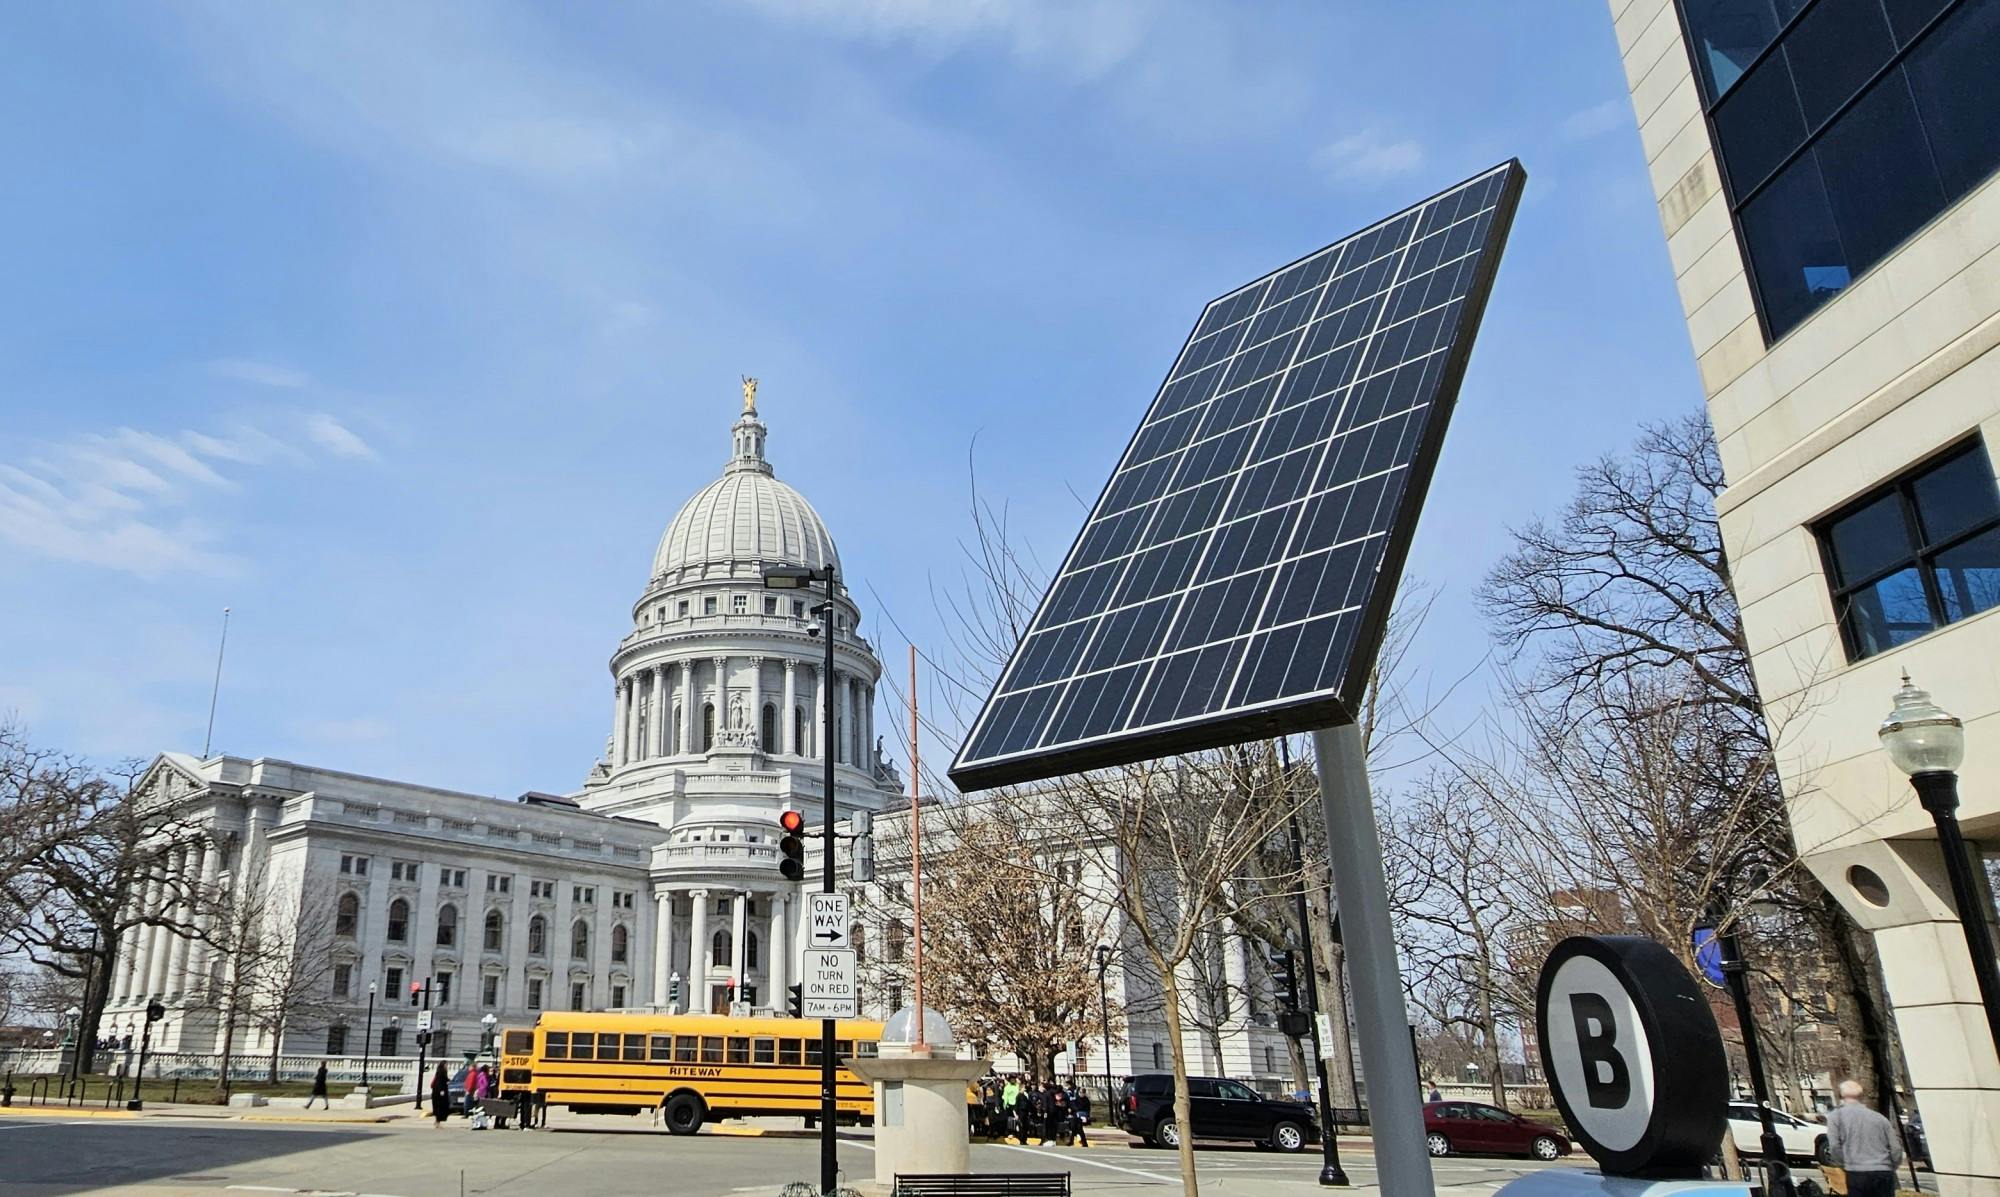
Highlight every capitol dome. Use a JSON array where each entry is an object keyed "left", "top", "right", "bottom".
[{"left": 651, "top": 391, "right": 840, "bottom": 582}]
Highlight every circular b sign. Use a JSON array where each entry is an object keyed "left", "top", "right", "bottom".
[{"left": 1536, "top": 936, "right": 1727, "bottom": 1176}]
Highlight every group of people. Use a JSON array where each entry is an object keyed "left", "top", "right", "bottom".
[
  {"left": 426, "top": 1061, "right": 496, "bottom": 1127},
  {"left": 969, "top": 1074, "right": 1093, "bottom": 1146}
]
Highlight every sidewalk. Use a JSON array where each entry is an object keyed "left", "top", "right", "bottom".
[{"left": 0, "top": 1099, "right": 418, "bottom": 1124}]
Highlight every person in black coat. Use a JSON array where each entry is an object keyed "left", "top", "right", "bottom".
[
  {"left": 305, "top": 1063, "right": 330, "bottom": 1110},
  {"left": 429, "top": 1063, "right": 451, "bottom": 1127}
]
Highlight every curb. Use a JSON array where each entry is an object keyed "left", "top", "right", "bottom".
[
  {"left": 238, "top": 1114, "right": 398, "bottom": 1125},
  {"left": 0, "top": 1106, "right": 138, "bottom": 1119}
]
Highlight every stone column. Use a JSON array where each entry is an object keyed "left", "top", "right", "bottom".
[
  {"left": 147, "top": 853, "right": 180, "bottom": 997},
  {"left": 782, "top": 662, "right": 799, "bottom": 755},
  {"left": 864, "top": 683, "right": 875, "bottom": 770},
  {"left": 730, "top": 893, "right": 750, "bottom": 1009},
  {"left": 629, "top": 675, "right": 644, "bottom": 762},
  {"left": 844, "top": 674, "right": 858, "bottom": 765},
  {"left": 653, "top": 891, "right": 674, "bottom": 1008},
  {"left": 117, "top": 906, "right": 143, "bottom": 999},
  {"left": 167, "top": 842, "right": 201, "bottom": 994},
  {"left": 687, "top": 890, "right": 710, "bottom": 1014},
  {"left": 186, "top": 838, "right": 221, "bottom": 991},
  {"left": 612, "top": 679, "right": 629, "bottom": 766},
  {"left": 651, "top": 665, "right": 668, "bottom": 758},
  {"left": 748, "top": 658, "right": 764, "bottom": 749},
  {"left": 713, "top": 656, "right": 730, "bottom": 737},
  {"left": 677, "top": 660, "right": 693, "bottom": 754},
  {"left": 768, "top": 894, "right": 790, "bottom": 1010}
]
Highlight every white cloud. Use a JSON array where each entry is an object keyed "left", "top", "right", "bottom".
[
  {"left": 1312, "top": 130, "right": 1425, "bottom": 187},
  {"left": 1561, "top": 98, "right": 1629, "bottom": 141},
  {"left": 0, "top": 412, "right": 376, "bottom": 578},
  {"left": 210, "top": 357, "right": 311, "bottom": 388},
  {"left": 736, "top": 0, "right": 1150, "bottom": 80},
  {"left": 304, "top": 413, "right": 377, "bottom": 461}
]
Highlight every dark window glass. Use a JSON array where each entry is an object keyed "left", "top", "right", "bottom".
[
  {"left": 1889, "top": 0, "right": 1955, "bottom": 44},
  {"left": 1903, "top": 0, "right": 2000, "bottom": 199},
  {"left": 700, "top": 1036, "right": 723, "bottom": 1064},
  {"left": 1738, "top": 151, "right": 1850, "bottom": 334},
  {"left": 1682, "top": 0, "right": 1800, "bottom": 97},
  {"left": 1913, "top": 445, "right": 2000, "bottom": 541},
  {"left": 779, "top": 1039, "right": 802, "bottom": 1065},
  {"left": 1814, "top": 73, "right": 1946, "bottom": 269},
  {"left": 597, "top": 1036, "right": 622, "bottom": 1061},
  {"left": 623, "top": 1034, "right": 646, "bottom": 1062},
  {"left": 571, "top": 1032, "right": 594, "bottom": 1057},
  {"left": 1826, "top": 492, "right": 1912, "bottom": 585},
  {"left": 545, "top": 1032, "right": 568, "bottom": 1060},
  {"left": 674, "top": 1036, "right": 698, "bottom": 1063},
  {"left": 1934, "top": 526, "right": 2000, "bottom": 620},
  {"left": 1712, "top": 44, "right": 1806, "bottom": 193},
  {"left": 753, "top": 1038, "right": 776, "bottom": 1064},
  {"left": 727, "top": 1037, "right": 751, "bottom": 1065},
  {"left": 1782, "top": 0, "right": 1894, "bottom": 127},
  {"left": 1820, "top": 440, "right": 2000, "bottom": 659},
  {"left": 650, "top": 1035, "right": 672, "bottom": 1061}
]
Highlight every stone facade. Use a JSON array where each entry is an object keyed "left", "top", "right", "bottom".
[{"left": 1606, "top": 2, "right": 2000, "bottom": 1192}]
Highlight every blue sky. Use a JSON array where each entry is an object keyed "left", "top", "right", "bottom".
[{"left": 0, "top": 2, "right": 1701, "bottom": 796}]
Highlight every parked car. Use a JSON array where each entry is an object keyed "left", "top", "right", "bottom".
[
  {"left": 1725, "top": 1102, "right": 1830, "bottom": 1165},
  {"left": 1122, "top": 1073, "right": 1320, "bottom": 1151},
  {"left": 1422, "top": 1101, "right": 1572, "bottom": 1161}
]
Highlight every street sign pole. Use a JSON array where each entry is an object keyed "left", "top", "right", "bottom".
[
  {"left": 819, "top": 566, "right": 839, "bottom": 1197},
  {"left": 1314, "top": 724, "right": 1432, "bottom": 1197}
]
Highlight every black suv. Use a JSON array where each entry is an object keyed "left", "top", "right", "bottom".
[{"left": 1122, "top": 1073, "right": 1319, "bottom": 1151}]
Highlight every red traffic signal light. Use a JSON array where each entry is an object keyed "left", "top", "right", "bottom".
[
  {"left": 778, "top": 809, "right": 807, "bottom": 882},
  {"left": 410, "top": 981, "right": 423, "bottom": 1007}
]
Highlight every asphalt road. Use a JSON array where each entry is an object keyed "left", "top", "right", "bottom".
[{"left": 0, "top": 1112, "right": 1593, "bottom": 1197}]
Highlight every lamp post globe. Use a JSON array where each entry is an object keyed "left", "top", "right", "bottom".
[
  {"left": 481, "top": 1013, "right": 498, "bottom": 1054},
  {"left": 1879, "top": 674, "right": 2000, "bottom": 1057}
]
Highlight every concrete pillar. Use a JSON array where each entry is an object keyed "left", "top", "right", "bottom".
[
  {"left": 730, "top": 892, "right": 749, "bottom": 1008},
  {"left": 651, "top": 664, "right": 668, "bottom": 758},
  {"left": 612, "top": 679, "right": 628, "bottom": 766},
  {"left": 768, "top": 894, "right": 790, "bottom": 1010},
  {"left": 186, "top": 837, "right": 221, "bottom": 993},
  {"left": 677, "top": 660, "right": 692, "bottom": 754},
  {"left": 749, "top": 658, "right": 764, "bottom": 749},
  {"left": 146, "top": 859, "right": 175, "bottom": 997},
  {"left": 653, "top": 891, "right": 674, "bottom": 1008},
  {"left": 783, "top": 662, "right": 799, "bottom": 755},
  {"left": 844, "top": 674, "right": 857, "bottom": 765},
  {"left": 167, "top": 842, "right": 200, "bottom": 994},
  {"left": 687, "top": 890, "right": 710, "bottom": 1014},
  {"left": 713, "top": 656, "right": 729, "bottom": 739},
  {"left": 628, "top": 674, "right": 643, "bottom": 762}
]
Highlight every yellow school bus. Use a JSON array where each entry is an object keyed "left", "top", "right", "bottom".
[{"left": 498, "top": 1010, "right": 884, "bottom": 1135}]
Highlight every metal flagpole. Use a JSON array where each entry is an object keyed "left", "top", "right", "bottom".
[
  {"left": 819, "top": 567, "right": 839, "bottom": 1197},
  {"left": 910, "top": 645, "right": 927, "bottom": 1053},
  {"left": 1313, "top": 723, "right": 1433, "bottom": 1197},
  {"left": 202, "top": 607, "right": 231, "bottom": 758}
]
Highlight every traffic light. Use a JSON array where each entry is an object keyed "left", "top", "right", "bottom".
[
  {"left": 724, "top": 980, "right": 737, "bottom": 1006},
  {"left": 668, "top": 974, "right": 682, "bottom": 1005},
  {"left": 851, "top": 809, "right": 875, "bottom": 883},
  {"left": 410, "top": 981, "right": 423, "bottom": 1007},
  {"left": 787, "top": 984, "right": 804, "bottom": 1018},
  {"left": 1267, "top": 948, "right": 1297, "bottom": 1008},
  {"left": 742, "top": 983, "right": 758, "bottom": 1006},
  {"left": 779, "top": 809, "right": 806, "bottom": 882}
]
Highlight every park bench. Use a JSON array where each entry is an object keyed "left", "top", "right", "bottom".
[{"left": 893, "top": 1175, "right": 1071, "bottom": 1197}]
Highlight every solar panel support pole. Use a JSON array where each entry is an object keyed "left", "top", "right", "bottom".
[{"left": 1312, "top": 722, "right": 1434, "bottom": 1197}]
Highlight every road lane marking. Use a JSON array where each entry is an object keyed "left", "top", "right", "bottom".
[{"left": 995, "top": 1143, "right": 1177, "bottom": 1183}]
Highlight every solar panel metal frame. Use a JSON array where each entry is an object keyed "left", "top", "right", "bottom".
[{"left": 950, "top": 160, "right": 1526, "bottom": 792}]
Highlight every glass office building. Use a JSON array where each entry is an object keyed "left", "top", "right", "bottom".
[{"left": 1607, "top": 2, "right": 2000, "bottom": 1193}]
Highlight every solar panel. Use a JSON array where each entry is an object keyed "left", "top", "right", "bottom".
[{"left": 949, "top": 160, "right": 1525, "bottom": 792}]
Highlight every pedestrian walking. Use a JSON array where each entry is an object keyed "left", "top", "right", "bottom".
[
  {"left": 1826, "top": 1079, "right": 1902, "bottom": 1197},
  {"left": 430, "top": 1063, "right": 450, "bottom": 1127},
  {"left": 1067, "top": 1082, "right": 1092, "bottom": 1147},
  {"left": 1044, "top": 1082, "right": 1069, "bottom": 1145},
  {"left": 305, "top": 1063, "right": 330, "bottom": 1110},
  {"left": 1427, "top": 1083, "right": 1442, "bottom": 1103},
  {"left": 1001, "top": 1075, "right": 1021, "bottom": 1141}
]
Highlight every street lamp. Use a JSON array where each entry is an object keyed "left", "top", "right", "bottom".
[
  {"left": 764, "top": 561, "right": 840, "bottom": 1197},
  {"left": 362, "top": 982, "right": 377, "bottom": 1088},
  {"left": 480, "top": 1012, "right": 498, "bottom": 1055},
  {"left": 1880, "top": 674, "right": 2000, "bottom": 1056},
  {"left": 1698, "top": 886, "right": 1795, "bottom": 1197},
  {"left": 1094, "top": 945, "right": 1115, "bottom": 1128}
]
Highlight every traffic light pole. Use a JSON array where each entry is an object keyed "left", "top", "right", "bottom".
[
  {"left": 411, "top": 979, "right": 431, "bottom": 1110},
  {"left": 819, "top": 566, "right": 839, "bottom": 1197},
  {"left": 1287, "top": 808, "right": 1350, "bottom": 1187}
]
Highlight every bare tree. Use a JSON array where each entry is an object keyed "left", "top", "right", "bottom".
[
  {"left": 249, "top": 877, "right": 339, "bottom": 1083},
  {"left": 0, "top": 728, "right": 213, "bottom": 1062}
]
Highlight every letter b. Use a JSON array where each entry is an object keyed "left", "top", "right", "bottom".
[{"left": 1568, "top": 992, "right": 1631, "bottom": 1108}]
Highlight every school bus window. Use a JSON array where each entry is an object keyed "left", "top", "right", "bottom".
[
  {"left": 545, "top": 1032, "right": 569, "bottom": 1060},
  {"left": 700, "top": 1036, "right": 724, "bottom": 1064},
  {"left": 804, "top": 1039, "right": 823, "bottom": 1066},
  {"left": 753, "top": 1038, "right": 776, "bottom": 1064},
  {"left": 674, "top": 1036, "right": 698, "bottom": 1063},
  {"left": 779, "top": 1039, "right": 802, "bottom": 1065},
  {"left": 598, "top": 1035, "right": 622, "bottom": 1061},
  {"left": 571, "top": 1032, "right": 594, "bottom": 1057},
  {"left": 504, "top": 1030, "right": 533, "bottom": 1054},
  {"left": 623, "top": 1034, "right": 646, "bottom": 1061},
  {"left": 836, "top": 1040, "right": 854, "bottom": 1058},
  {"left": 649, "top": 1035, "right": 672, "bottom": 1062},
  {"left": 726, "top": 1037, "right": 750, "bottom": 1065},
  {"left": 855, "top": 1040, "right": 879, "bottom": 1058}
]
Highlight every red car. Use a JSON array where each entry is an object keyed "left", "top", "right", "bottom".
[{"left": 1423, "top": 1101, "right": 1572, "bottom": 1161}]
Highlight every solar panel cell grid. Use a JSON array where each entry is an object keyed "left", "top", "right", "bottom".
[{"left": 952, "top": 161, "right": 1524, "bottom": 791}]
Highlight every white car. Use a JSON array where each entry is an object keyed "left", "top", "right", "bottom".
[{"left": 1726, "top": 1102, "right": 1830, "bottom": 1165}]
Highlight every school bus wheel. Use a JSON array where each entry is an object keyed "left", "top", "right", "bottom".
[{"left": 662, "top": 1091, "right": 707, "bottom": 1135}]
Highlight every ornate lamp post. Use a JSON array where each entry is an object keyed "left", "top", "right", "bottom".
[
  {"left": 1879, "top": 674, "right": 2000, "bottom": 1056},
  {"left": 362, "top": 982, "right": 377, "bottom": 1088},
  {"left": 480, "top": 1013, "right": 498, "bottom": 1055},
  {"left": 1094, "top": 945, "right": 1115, "bottom": 1126}
]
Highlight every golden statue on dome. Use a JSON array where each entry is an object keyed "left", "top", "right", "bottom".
[{"left": 741, "top": 375, "right": 759, "bottom": 413}]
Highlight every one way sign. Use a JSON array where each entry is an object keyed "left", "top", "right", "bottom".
[{"left": 807, "top": 893, "right": 850, "bottom": 949}]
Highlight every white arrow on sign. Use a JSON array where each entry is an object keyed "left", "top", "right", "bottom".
[{"left": 806, "top": 892, "right": 850, "bottom": 949}]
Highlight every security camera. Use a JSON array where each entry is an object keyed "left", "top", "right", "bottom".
[{"left": 807, "top": 623, "right": 823, "bottom": 638}]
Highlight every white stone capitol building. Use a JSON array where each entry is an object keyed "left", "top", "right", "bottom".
[{"left": 107, "top": 391, "right": 907, "bottom": 1056}]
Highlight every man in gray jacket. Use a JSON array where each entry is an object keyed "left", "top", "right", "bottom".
[{"left": 1826, "top": 1079, "right": 1903, "bottom": 1197}]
